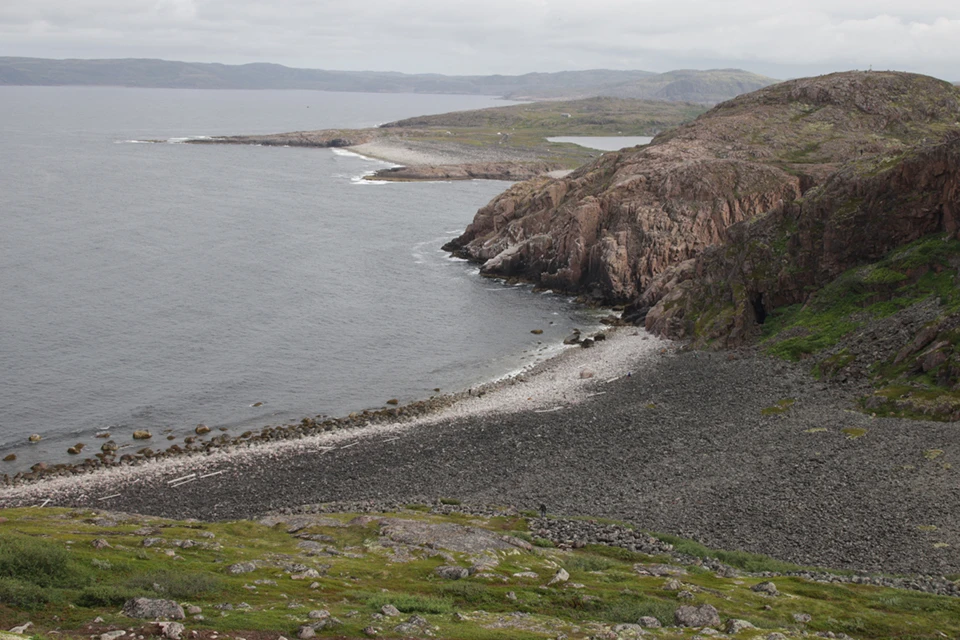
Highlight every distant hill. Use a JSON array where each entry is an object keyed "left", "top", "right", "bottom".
[{"left": 0, "top": 57, "right": 775, "bottom": 104}]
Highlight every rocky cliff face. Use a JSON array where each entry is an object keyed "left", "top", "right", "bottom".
[
  {"left": 445, "top": 72, "right": 960, "bottom": 304},
  {"left": 643, "top": 134, "right": 960, "bottom": 344}
]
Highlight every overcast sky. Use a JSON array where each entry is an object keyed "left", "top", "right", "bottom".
[{"left": 2, "top": 0, "right": 959, "bottom": 80}]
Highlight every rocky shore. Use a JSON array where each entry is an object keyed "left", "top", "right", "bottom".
[{"left": 2, "top": 329, "right": 958, "bottom": 578}]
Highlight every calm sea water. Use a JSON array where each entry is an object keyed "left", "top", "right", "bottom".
[
  {"left": 0, "top": 87, "right": 605, "bottom": 471},
  {"left": 547, "top": 136, "right": 654, "bottom": 151}
]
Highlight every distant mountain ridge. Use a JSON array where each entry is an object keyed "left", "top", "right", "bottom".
[{"left": 0, "top": 56, "right": 775, "bottom": 104}]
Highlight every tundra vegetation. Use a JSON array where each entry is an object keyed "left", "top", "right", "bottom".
[{"left": 1, "top": 506, "right": 959, "bottom": 639}]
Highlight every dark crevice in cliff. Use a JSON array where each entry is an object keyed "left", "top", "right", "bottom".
[{"left": 751, "top": 294, "right": 768, "bottom": 324}]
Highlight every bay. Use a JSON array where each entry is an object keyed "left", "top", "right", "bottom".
[{"left": 0, "top": 87, "right": 603, "bottom": 470}]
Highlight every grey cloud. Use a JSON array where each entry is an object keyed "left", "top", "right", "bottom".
[{"left": 1, "top": 0, "right": 958, "bottom": 80}]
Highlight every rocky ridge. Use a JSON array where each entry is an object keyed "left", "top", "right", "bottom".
[
  {"left": 445, "top": 71, "right": 960, "bottom": 305},
  {"left": 642, "top": 133, "right": 960, "bottom": 343}
]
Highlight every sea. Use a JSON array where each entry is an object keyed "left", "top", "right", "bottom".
[{"left": 0, "top": 86, "right": 609, "bottom": 472}]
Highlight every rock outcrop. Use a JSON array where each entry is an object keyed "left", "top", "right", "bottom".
[
  {"left": 642, "top": 134, "right": 960, "bottom": 345},
  {"left": 369, "top": 161, "right": 561, "bottom": 182},
  {"left": 445, "top": 72, "right": 960, "bottom": 305}
]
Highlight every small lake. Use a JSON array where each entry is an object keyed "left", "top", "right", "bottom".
[{"left": 547, "top": 136, "right": 654, "bottom": 151}]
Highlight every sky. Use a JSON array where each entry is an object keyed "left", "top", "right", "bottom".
[{"left": 2, "top": 0, "right": 959, "bottom": 81}]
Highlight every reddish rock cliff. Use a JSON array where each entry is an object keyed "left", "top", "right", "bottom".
[{"left": 642, "top": 134, "right": 960, "bottom": 345}]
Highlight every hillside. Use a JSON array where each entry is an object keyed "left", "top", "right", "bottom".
[
  {"left": 444, "top": 71, "right": 960, "bottom": 415},
  {"left": 0, "top": 57, "right": 775, "bottom": 104},
  {"left": 1, "top": 505, "right": 959, "bottom": 639}
]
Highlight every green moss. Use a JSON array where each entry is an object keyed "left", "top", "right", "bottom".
[
  {"left": 3, "top": 506, "right": 960, "bottom": 639},
  {"left": 364, "top": 592, "right": 454, "bottom": 614},
  {"left": 0, "top": 534, "right": 90, "bottom": 588},
  {"left": 763, "top": 234, "right": 960, "bottom": 363},
  {"left": 761, "top": 398, "right": 796, "bottom": 415}
]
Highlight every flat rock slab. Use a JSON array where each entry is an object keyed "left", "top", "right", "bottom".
[
  {"left": 372, "top": 518, "right": 530, "bottom": 554},
  {"left": 258, "top": 515, "right": 346, "bottom": 530}
]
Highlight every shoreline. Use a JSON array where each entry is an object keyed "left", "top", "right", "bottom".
[
  {"left": 3, "top": 328, "right": 960, "bottom": 576},
  {"left": 0, "top": 324, "right": 659, "bottom": 490}
]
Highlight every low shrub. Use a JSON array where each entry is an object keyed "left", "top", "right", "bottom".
[
  {"left": 565, "top": 554, "right": 618, "bottom": 573},
  {"left": 364, "top": 592, "right": 453, "bottom": 614},
  {"left": 600, "top": 595, "right": 675, "bottom": 626},
  {"left": 75, "top": 584, "right": 142, "bottom": 608},
  {"left": 0, "top": 534, "right": 89, "bottom": 588},
  {"left": 0, "top": 577, "right": 55, "bottom": 610},
  {"left": 125, "top": 570, "right": 222, "bottom": 599}
]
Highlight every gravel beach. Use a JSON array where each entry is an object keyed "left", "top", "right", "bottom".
[
  {"left": 2, "top": 329, "right": 959, "bottom": 576},
  {"left": 348, "top": 137, "right": 557, "bottom": 166}
]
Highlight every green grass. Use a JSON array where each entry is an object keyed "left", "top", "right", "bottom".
[
  {"left": 564, "top": 554, "right": 618, "bottom": 573},
  {"left": 598, "top": 594, "right": 676, "bottom": 626},
  {"left": 124, "top": 569, "right": 223, "bottom": 599},
  {"left": 762, "top": 234, "right": 960, "bottom": 362},
  {"left": 364, "top": 592, "right": 454, "bottom": 614},
  {"left": 0, "top": 577, "right": 57, "bottom": 610},
  {"left": 2, "top": 506, "right": 959, "bottom": 639},
  {"left": 649, "top": 532, "right": 813, "bottom": 573},
  {"left": 0, "top": 534, "right": 90, "bottom": 588}
]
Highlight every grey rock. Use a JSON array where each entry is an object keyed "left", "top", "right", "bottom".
[
  {"left": 362, "top": 627, "right": 379, "bottom": 637},
  {"left": 92, "top": 538, "right": 111, "bottom": 549},
  {"left": 407, "top": 614, "right": 429, "bottom": 627},
  {"left": 392, "top": 623, "right": 418, "bottom": 635},
  {"left": 675, "top": 604, "right": 720, "bottom": 628},
  {"left": 751, "top": 581, "right": 779, "bottom": 596},
  {"left": 296, "top": 625, "right": 314, "bottom": 639},
  {"left": 724, "top": 619, "right": 756, "bottom": 634},
  {"left": 308, "top": 610, "right": 330, "bottom": 620},
  {"left": 381, "top": 604, "right": 401, "bottom": 617},
  {"left": 226, "top": 562, "right": 256, "bottom": 575},
  {"left": 291, "top": 568, "right": 321, "bottom": 580},
  {"left": 663, "top": 578, "right": 683, "bottom": 591},
  {"left": 377, "top": 517, "right": 530, "bottom": 553},
  {"left": 158, "top": 622, "right": 184, "bottom": 640},
  {"left": 612, "top": 623, "right": 647, "bottom": 637},
  {"left": 121, "top": 598, "right": 185, "bottom": 620},
  {"left": 677, "top": 590, "right": 695, "bottom": 600},
  {"left": 635, "top": 564, "right": 687, "bottom": 577},
  {"left": 99, "top": 631, "right": 125, "bottom": 640},
  {"left": 434, "top": 565, "right": 469, "bottom": 580},
  {"left": 792, "top": 613, "right": 812, "bottom": 623},
  {"left": 547, "top": 567, "right": 570, "bottom": 586},
  {"left": 185, "top": 606, "right": 202, "bottom": 615},
  {"left": 636, "top": 616, "right": 661, "bottom": 628}
]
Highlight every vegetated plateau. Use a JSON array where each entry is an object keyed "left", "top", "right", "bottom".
[{"left": 191, "top": 97, "right": 707, "bottom": 181}]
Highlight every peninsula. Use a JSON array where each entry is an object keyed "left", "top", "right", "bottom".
[{"left": 188, "top": 97, "right": 706, "bottom": 181}]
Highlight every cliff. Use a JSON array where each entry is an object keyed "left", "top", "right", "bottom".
[
  {"left": 642, "top": 134, "right": 960, "bottom": 419},
  {"left": 445, "top": 72, "right": 960, "bottom": 305}
]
